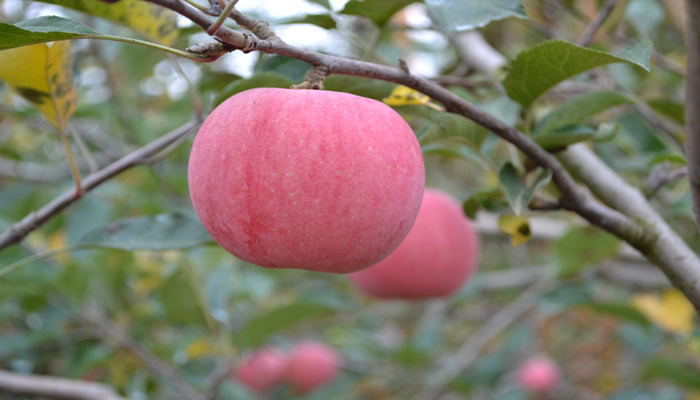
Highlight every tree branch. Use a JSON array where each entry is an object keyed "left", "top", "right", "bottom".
[
  {"left": 415, "top": 280, "right": 554, "bottom": 400},
  {"left": 0, "top": 369, "right": 129, "bottom": 400},
  {"left": 576, "top": 0, "right": 619, "bottom": 46},
  {"left": 0, "top": 118, "right": 202, "bottom": 251},
  {"left": 685, "top": 0, "right": 700, "bottom": 237}
]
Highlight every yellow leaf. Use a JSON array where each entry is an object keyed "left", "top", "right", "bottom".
[
  {"left": 133, "top": 276, "right": 163, "bottom": 297},
  {"left": 0, "top": 42, "right": 77, "bottom": 130},
  {"left": 185, "top": 338, "right": 217, "bottom": 360},
  {"left": 36, "top": 0, "right": 179, "bottom": 45},
  {"left": 48, "top": 231, "right": 71, "bottom": 264},
  {"left": 383, "top": 85, "right": 431, "bottom": 106},
  {"left": 498, "top": 214, "right": 531, "bottom": 247},
  {"left": 630, "top": 289, "right": 696, "bottom": 336}
]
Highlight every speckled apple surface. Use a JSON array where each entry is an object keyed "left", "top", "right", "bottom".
[
  {"left": 188, "top": 88, "right": 425, "bottom": 273},
  {"left": 349, "top": 189, "right": 480, "bottom": 299}
]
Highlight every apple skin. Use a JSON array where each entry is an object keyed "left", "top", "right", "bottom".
[
  {"left": 516, "top": 357, "right": 561, "bottom": 393},
  {"left": 234, "top": 348, "right": 289, "bottom": 393},
  {"left": 188, "top": 88, "right": 425, "bottom": 273},
  {"left": 287, "top": 342, "right": 341, "bottom": 394},
  {"left": 348, "top": 189, "right": 480, "bottom": 299}
]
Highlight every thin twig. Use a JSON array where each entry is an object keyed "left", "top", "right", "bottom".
[
  {"left": 68, "top": 122, "right": 99, "bottom": 174},
  {"left": 414, "top": 280, "right": 554, "bottom": 400},
  {"left": 576, "top": 0, "right": 619, "bottom": 46},
  {"left": 0, "top": 369, "right": 129, "bottom": 400},
  {"left": 88, "top": 313, "right": 207, "bottom": 400},
  {"left": 0, "top": 118, "right": 202, "bottom": 251},
  {"left": 56, "top": 123, "right": 82, "bottom": 196},
  {"left": 643, "top": 162, "right": 688, "bottom": 198},
  {"left": 206, "top": 0, "right": 237, "bottom": 35}
]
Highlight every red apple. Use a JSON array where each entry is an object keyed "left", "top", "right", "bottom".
[
  {"left": 234, "top": 348, "right": 288, "bottom": 393},
  {"left": 287, "top": 342, "right": 341, "bottom": 394},
  {"left": 516, "top": 357, "right": 561, "bottom": 393},
  {"left": 188, "top": 88, "right": 425, "bottom": 273},
  {"left": 348, "top": 189, "right": 480, "bottom": 299}
]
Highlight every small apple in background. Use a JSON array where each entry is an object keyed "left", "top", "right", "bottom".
[
  {"left": 348, "top": 188, "right": 480, "bottom": 299},
  {"left": 287, "top": 342, "right": 341, "bottom": 394},
  {"left": 234, "top": 348, "right": 289, "bottom": 393},
  {"left": 188, "top": 88, "right": 425, "bottom": 274},
  {"left": 516, "top": 356, "right": 561, "bottom": 394}
]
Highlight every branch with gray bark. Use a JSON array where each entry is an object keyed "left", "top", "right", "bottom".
[
  {"left": 140, "top": 0, "right": 700, "bottom": 308},
  {"left": 0, "top": 369, "right": 129, "bottom": 400},
  {"left": 686, "top": 0, "right": 700, "bottom": 237}
]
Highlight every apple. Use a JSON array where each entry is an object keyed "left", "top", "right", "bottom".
[
  {"left": 516, "top": 357, "right": 561, "bottom": 393},
  {"left": 234, "top": 348, "right": 288, "bottom": 393},
  {"left": 188, "top": 88, "right": 425, "bottom": 273},
  {"left": 348, "top": 188, "right": 480, "bottom": 299},
  {"left": 286, "top": 342, "right": 341, "bottom": 394}
]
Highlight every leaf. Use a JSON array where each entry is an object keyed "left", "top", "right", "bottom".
[
  {"left": 0, "top": 16, "right": 100, "bottom": 51},
  {"left": 255, "top": 55, "right": 311, "bottom": 83},
  {"left": 286, "top": 14, "right": 337, "bottom": 29},
  {"left": 642, "top": 359, "right": 700, "bottom": 391},
  {"left": 579, "top": 302, "right": 652, "bottom": 328},
  {"left": 323, "top": 75, "right": 397, "bottom": 100},
  {"left": 554, "top": 226, "right": 621, "bottom": 276},
  {"left": 0, "top": 41, "right": 77, "bottom": 130},
  {"left": 594, "top": 122, "right": 621, "bottom": 142},
  {"left": 426, "top": 0, "right": 527, "bottom": 32},
  {"left": 34, "top": 0, "right": 179, "bottom": 45},
  {"left": 502, "top": 40, "right": 652, "bottom": 108},
  {"left": 339, "top": 0, "right": 419, "bottom": 27},
  {"left": 625, "top": 0, "right": 665, "bottom": 39},
  {"left": 307, "top": 0, "right": 332, "bottom": 8},
  {"left": 77, "top": 212, "right": 214, "bottom": 251},
  {"left": 535, "top": 90, "right": 633, "bottom": 135},
  {"left": 214, "top": 72, "right": 292, "bottom": 107},
  {"left": 647, "top": 98, "right": 685, "bottom": 125},
  {"left": 533, "top": 125, "right": 597, "bottom": 149},
  {"left": 418, "top": 113, "right": 489, "bottom": 149},
  {"left": 383, "top": 85, "right": 432, "bottom": 106},
  {"left": 498, "top": 163, "right": 552, "bottom": 215},
  {"left": 649, "top": 152, "right": 686, "bottom": 166},
  {"left": 184, "top": 337, "right": 218, "bottom": 360},
  {"left": 497, "top": 214, "right": 531, "bottom": 247},
  {"left": 630, "top": 289, "right": 695, "bottom": 336},
  {"left": 236, "top": 303, "right": 338, "bottom": 348},
  {"left": 157, "top": 272, "right": 208, "bottom": 326},
  {"left": 420, "top": 143, "right": 484, "bottom": 165}
]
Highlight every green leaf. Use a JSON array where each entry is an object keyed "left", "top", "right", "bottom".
[
  {"left": 307, "top": 0, "right": 332, "bottom": 8},
  {"left": 236, "top": 303, "right": 338, "bottom": 348},
  {"left": 77, "top": 212, "right": 214, "bottom": 251},
  {"left": 498, "top": 163, "right": 552, "bottom": 215},
  {"left": 593, "top": 122, "right": 621, "bottom": 142},
  {"left": 535, "top": 90, "right": 633, "bottom": 135},
  {"left": 158, "top": 272, "right": 208, "bottom": 326},
  {"left": 579, "top": 302, "right": 652, "bottom": 328},
  {"left": 642, "top": 359, "right": 700, "bottom": 391},
  {"left": 647, "top": 98, "right": 685, "bottom": 125},
  {"left": 213, "top": 72, "right": 292, "bottom": 107},
  {"left": 533, "top": 125, "right": 597, "bottom": 149},
  {"left": 503, "top": 40, "right": 652, "bottom": 108},
  {"left": 339, "top": 0, "right": 419, "bottom": 27},
  {"left": 0, "top": 16, "right": 100, "bottom": 51},
  {"left": 286, "top": 14, "right": 337, "bottom": 29},
  {"left": 554, "top": 226, "right": 621, "bottom": 276},
  {"left": 255, "top": 55, "right": 311, "bottom": 83},
  {"left": 649, "top": 152, "right": 686, "bottom": 166},
  {"left": 323, "top": 75, "right": 397, "bottom": 101},
  {"left": 426, "top": 0, "right": 527, "bottom": 32},
  {"left": 420, "top": 143, "right": 484, "bottom": 165},
  {"left": 418, "top": 113, "right": 489, "bottom": 149},
  {"left": 33, "top": 0, "right": 179, "bottom": 45}
]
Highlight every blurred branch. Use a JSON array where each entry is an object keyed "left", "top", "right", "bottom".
[
  {"left": 643, "top": 162, "right": 688, "bottom": 198},
  {"left": 576, "top": 0, "right": 619, "bottom": 46},
  {"left": 448, "top": 29, "right": 700, "bottom": 309},
  {"left": 206, "top": 358, "right": 236, "bottom": 400},
  {"left": 0, "top": 369, "right": 129, "bottom": 400},
  {"left": 415, "top": 280, "right": 554, "bottom": 400},
  {"left": 685, "top": 0, "right": 700, "bottom": 236},
  {"left": 88, "top": 312, "right": 207, "bottom": 400},
  {"left": 0, "top": 118, "right": 202, "bottom": 252},
  {"left": 0, "top": 152, "right": 116, "bottom": 182}
]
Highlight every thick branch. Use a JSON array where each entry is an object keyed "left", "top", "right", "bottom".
[
  {"left": 0, "top": 369, "right": 129, "bottom": 400},
  {"left": 686, "top": 0, "right": 700, "bottom": 235},
  {"left": 0, "top": 119, "right": 201, "bottom": 251}
]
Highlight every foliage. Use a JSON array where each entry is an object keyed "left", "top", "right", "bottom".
[{"left": 0, "top": 0, "right": 696, "bottom": 399}]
